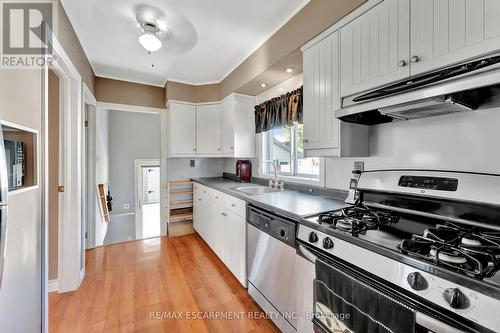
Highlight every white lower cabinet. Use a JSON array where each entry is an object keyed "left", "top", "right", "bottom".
[
  {"left": 193, "top": 183, "right": 247, "bottom": 286},
  {"left": 223, "top": 210, "right": 246, "bottom": 284}
]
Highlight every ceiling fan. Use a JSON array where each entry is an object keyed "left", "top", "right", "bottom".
[{"left": 136, "top": 7, "right": 168, "bottom": 52}]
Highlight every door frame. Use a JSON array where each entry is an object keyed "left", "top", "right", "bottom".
[
  {"left": 47, "top": 36, "right": 84, "bottom": 293},
  {"left": 82, "top": 84, "right": 97, "bottom": 253},
  {"left": 134, "top": 159, "right": 161, "bottom": 240},
  {"left": 97, "top": 102, "right": 166, "bottom": 237}
]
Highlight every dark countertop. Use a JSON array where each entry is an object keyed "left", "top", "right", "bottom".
[{"left": 191, "top": 177, "right": 350, "bottom": 220}]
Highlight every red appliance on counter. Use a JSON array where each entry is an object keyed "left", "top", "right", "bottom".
[{"left": 235, "top": 160, "right": 251, "bottom": 182}]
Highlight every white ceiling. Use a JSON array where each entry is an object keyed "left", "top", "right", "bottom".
[{"left": 61, "top": 0, "right": 309, "bottom": 87}]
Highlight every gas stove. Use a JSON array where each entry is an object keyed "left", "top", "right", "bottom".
[{"left": 298, "top": 170, "right": 500, "bottom": 332}]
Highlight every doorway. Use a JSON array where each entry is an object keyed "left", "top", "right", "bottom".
[{"left": 135, "top": 160, "right": 161, "bottom": 240}]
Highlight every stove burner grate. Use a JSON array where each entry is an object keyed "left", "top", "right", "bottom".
[
  {"left": 399, "top": 231, "right": 500, "bottom": 279},
  {"left": 317, "top": 205, "right": 400, "bottom": 236}
]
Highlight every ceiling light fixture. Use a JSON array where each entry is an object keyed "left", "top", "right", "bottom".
[
  {"left": 138, "top": 32, "right": 162, "bottom": 52},
  {"left": 260, "top": 83, "right": 267, "bottom": 88},
  {"left": 285, "top": 67, "right": 294, "bottom": 73}
]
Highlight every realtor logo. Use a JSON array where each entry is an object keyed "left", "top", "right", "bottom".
[{"left": 1, "top": 0, "right": 56, "bottom": 68}]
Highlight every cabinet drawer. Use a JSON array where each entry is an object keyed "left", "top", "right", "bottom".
[
  {"left": 224, "top": 195, "right": 246, "bottom": 218},
  {"left": 211, "top": 189, "right": 225, "bottom": 204}
]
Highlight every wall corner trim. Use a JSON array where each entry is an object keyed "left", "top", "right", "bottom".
[{"left": 48, "top": 279, "right": 59, "bottom": 293}]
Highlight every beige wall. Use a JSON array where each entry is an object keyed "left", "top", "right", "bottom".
[
  {"left": 165, "top": 81, "right": 220, "bottom": 103},
  {"left": 48, "top": 69, "right": 60, "bottom": 280},
  {"left": 95, "top": 77, "right": 166, "bottom": 108},
  {"left": 57, "top": 1, "right": 95, "bottom": 93}
]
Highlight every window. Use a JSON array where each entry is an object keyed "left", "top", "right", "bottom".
[{"left": 262, "top": 123, "right": 321, "bottom": 181}]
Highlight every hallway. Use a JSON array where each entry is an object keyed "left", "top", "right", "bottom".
[{"left": 49, "top": 235, "right": 280, "bottom": 333}]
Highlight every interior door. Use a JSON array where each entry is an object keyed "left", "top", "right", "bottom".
[
  {"left": 340, "top": 0, "right": 410, "bottom": 96},
  {"left": 410, "top": 0, "right": 500, "bottom": 76},
  {"left": 136, "top": 164, "right": 161, "bottom": 240},
  {"left": 168, "top": 103, "right": 196, "bottom": 155},
  {"left": 196, "top": 104, "right": 221, "bottom": 154}
]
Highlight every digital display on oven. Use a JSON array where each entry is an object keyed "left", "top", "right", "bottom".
[{"left": 398, "top": 176, "right": 458, "bottom": 191}]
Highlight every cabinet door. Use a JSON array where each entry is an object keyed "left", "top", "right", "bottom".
[
  {"left": 220, "top": 97, "right": 235, "bottom": 154},
  {"left": 197, "top": 104, "right": 222, "bottom": 154},
  {"left": 340, "top": 0, "right": 410, "bottom": 96},
  {"left": 224, "top": 210, "right": 246, "bottom": 286},
  {"left": 411, "top": 0, "right": 500, "bottom": 75},
  {"left": 210, "top": 204, "right": 226, "bottom": 259},
  {"left": 295, "top": 254, "right": 315, "bottom": 333},
  {"left": 303, "top": 32, "right": 340, "bottom": 151},
  {"left": 168, "top": 103, "right": 197, "bottom": 155}
]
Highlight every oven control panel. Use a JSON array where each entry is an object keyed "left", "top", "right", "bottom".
[{"left": 398, "top": 176, "right": 458, "bottom": 191}]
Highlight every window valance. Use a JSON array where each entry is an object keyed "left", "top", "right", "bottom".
[{"left": 254, "top": 86, "right": 303, "bottom": 133}]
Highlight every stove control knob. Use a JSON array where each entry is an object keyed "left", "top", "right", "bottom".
[
  {"left": 308, "top": 232, "right": 319, "bottom": 243},
  {"left": 323, "top": 237, "right": 334, "bottom": 250},
  {"left": 443, "top": 288, "right": 469, "bottom": 309},
  {"left": 407, "top": 272, "right": 428, "bottom": 291}
]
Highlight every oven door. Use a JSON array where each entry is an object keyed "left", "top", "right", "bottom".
[{"left": 297, "top": 243, "right": 470, "bottom": 333}]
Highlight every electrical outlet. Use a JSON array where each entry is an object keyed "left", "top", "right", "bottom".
[
  {"left": 354, "top": 161, "right": 365, "bottom": 172},
  {"left": 123, "top": 203, "right": 130, "bottom": 210},
  {"left": 190, "top": 160, "right": 195, "bottom": 167}
]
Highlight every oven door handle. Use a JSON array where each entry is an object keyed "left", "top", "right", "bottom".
[
  {"left": 298, "top": 244, "right": 317, "bottom": 264},
  {"left": 416, "top": 312, "right": 467, "bottom": 333}
]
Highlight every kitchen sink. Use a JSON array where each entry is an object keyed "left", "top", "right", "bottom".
[{"left": 232, "top": 186, "right": 283, "bottom": 196}]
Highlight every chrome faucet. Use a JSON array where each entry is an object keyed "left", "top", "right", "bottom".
[{"left": 261, "top": 160, "right": 284, "bottom": 190}]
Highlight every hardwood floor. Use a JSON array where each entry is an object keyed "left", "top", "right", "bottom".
[{"left": 49, "top": 235, "right": 281, "bottom": 333}]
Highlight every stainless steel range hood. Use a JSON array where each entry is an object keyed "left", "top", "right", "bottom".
[{"left": 337, "top": 55, "right": 500, "bottom": 125}]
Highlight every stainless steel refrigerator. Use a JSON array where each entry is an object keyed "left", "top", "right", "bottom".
[{"left": 0, "top": 124, "right": 42, "bottom": 332}]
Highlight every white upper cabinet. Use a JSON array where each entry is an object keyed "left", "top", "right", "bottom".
[
  {"left": 340, "top": 0, "right": 410, "bottom": 97},
  {"left": 196, "top": 103, "right": 221, "bottom": 154},
  {"left": 220, "top": 97, "right": 235, "bottom": 154},
  {"left": 303, "top": 31, "right": 340, "bottom": 150},
  {"left": 167, "top": 102, "right": 197, "bottom": 155},
  {"left": 303, "top": 31, "right": 370, "bottom": 157},
  {"left": 220, "top": 94, "right": 256, "bottom": 158},
  {"left": 167, "top": 94, "right": 255, "bottom": 158},
  {"left": 410, "top": 0, "right": 500, "bottom": 75}
]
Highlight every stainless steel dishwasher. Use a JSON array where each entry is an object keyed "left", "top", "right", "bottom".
[{"left": 246, "top": 205, "right": 297, "bottom": 333}]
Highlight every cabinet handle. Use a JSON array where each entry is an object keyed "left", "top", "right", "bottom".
[
  {"left": 221, "top": 212, "right": 227, "bottom": 217},
  {"left": 398, "top": 60, "right": 407, "bottom": 67},
  {"left": 215, "top": 196, "right": 219, "bottom": 199},
  {"left": 217, "top": 148, "right": 221, "bottom": 151},
  {"left": 410, "top": 55, "right": 420, "bottom": 63},
  {"left": 304, "top": 139, "right": 309, "bottom": 143},
  {"left": 230, "top": 146, "right": 234, "bottom": 150},
  {"left": 193, "top": 148, "right": 197, "bottom": 151},
  {"left": 231, "top": 203, "right": 236, "bottom": 207},
  {"left": 198, "top": 198, "right": 202, "bottom": 202}
]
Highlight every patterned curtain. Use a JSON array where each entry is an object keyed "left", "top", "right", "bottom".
[{"left": 254, "top": 86, "right": 303, "bottom": 133}]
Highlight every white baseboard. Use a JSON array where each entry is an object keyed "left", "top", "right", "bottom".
[{"left": 48, "top": 279, "right": 58, "bottom": 293}]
